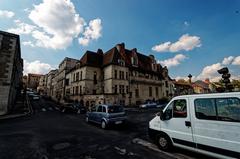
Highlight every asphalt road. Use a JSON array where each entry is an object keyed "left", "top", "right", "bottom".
[{"left": 0, "top": 98, "right": 213, "bottom": 159}]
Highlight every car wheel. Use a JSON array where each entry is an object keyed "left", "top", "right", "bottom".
[
  {"left": 85, "top": 116, "right": 89, "bottom": 123},
  {"left": 101, "top": 121, "right": 107, "bottom": 129},
  {"left": 156, "top": 134, "right": 172, "bottom": 151}
]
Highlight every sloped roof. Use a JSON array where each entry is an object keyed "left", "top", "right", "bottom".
[{"left": 80, "top": 51, "right": 103, "bottom": 67}]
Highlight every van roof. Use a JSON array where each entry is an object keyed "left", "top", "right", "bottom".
[{"left": 174, "top": 92, "right": 240, "bottom": 99}]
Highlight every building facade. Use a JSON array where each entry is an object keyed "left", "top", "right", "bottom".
[
  {"left": 46, "top": 69, "right": 58, "bottom": 98},
  {"left": 27, "top": 73, "right": 42, "bottom": 90},
  {"left": 52, "top": 57, "right": 78, "bottom": 102},
  {"left": 37, "top": 75, "right": 48, "bottom": 95},
  {"left": 0, "top": 31, "right": 23, "bottom": 115},
  {"left": 64, "top": 43, "right": 174, "bottom": 107}
]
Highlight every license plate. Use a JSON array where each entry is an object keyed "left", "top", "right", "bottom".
[{"left": 115, "top": 121, "right": 122, "bottom": 124}]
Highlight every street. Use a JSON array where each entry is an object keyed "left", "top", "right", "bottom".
[{"left": 0, "top": 98, "right": 213, "bottom": 159}]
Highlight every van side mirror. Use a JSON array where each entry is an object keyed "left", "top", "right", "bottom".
[{"left": 159, "top": 110, "right": 165, "bottom": 121}]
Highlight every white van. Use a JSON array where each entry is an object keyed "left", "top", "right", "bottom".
[{"left": 148, "top": 92, "right": 240, "bottom": 159}]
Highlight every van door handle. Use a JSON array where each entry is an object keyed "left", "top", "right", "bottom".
[{"left": 185, "top": 121, "right": 191, "bottom": 127}]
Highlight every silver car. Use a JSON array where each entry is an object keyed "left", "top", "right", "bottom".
[{"left": 86, "top": 105, "right": 127, "bottom": 129}]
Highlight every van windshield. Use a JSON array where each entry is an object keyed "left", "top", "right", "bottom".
[{"left": 108, "top": 106, "right": 124, "bottom": 113}]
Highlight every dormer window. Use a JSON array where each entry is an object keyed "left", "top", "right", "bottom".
[
  {"left": 118, "top": 59, "right": 125, "bottom": 66},
  {"left": 131, "top": 56, "right": 138, "bottom": 66}
]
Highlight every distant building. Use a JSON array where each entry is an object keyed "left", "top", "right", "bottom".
[
  {"left": 46, "top": 69, "right": 58, "bottom": 97},
  {"left": 22, "top": 75, "right": 28, "bottom": 89},
  {"left": 173, "top": 80, "right": 194, "bottom": 96},
  {"left": 0, "top": 31, "right": 23, "bottom": 115},
  {"left": 192, "top": 80, "right": 211, "bottom": 94},
  {"left": 52, "top": 57, "right": 79, "bottom": 102},
  {"left": 27, "top": 73, "right": 42, "bottom": 90},
  {"left": 37, "top": 75, "right": 48, "bottom": 95},
  {"left": 64, "top": 43, "right": 174, "bottom": 107}
]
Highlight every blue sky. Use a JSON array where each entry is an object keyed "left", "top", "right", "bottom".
[{"left": 0, "top": 0, "right": 240, "bottom": 81}]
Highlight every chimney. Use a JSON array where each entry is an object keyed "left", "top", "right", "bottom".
[
  {"left": 132, "top": 48, "right": 137, "bottom": 52},
  {"left": 116, "top": 43, "right": 125, "bottom": 52},
  {"left": 97, "top": 49, "right": 103, "bottom": 55}
]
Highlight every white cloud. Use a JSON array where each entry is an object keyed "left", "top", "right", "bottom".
[
  {"left": 22, "top": 41, "right": 35, "bottom": 47},
  {"left": 222, "top": 56, "right": 234, "bottom": 65},
  {"left": 78, "top": 37, "right": 90, "bottom": 46},
  {"left": 78, "top": 18, "right": 102, "bottom": 46},
  {"left": 0, "top": 10, "right": 14, "bottom": 18},
  {"left": 28, "top": 0, "right": 86, "bottom": 49},
  {"left": 232, "top": 56, "right": 240, "bottom": 65},
  {"left": 152, "top": 34, "right": 201, "bottom": 53},
  {"left": 197, "top": 63, "right": 223, "bottom": 82},
  {"left": 24, "top": 60, "right": 54, "bottom": 75},
  {"left": 158, "top": 54, "right": 187, "bottom": 68},
  {"left": 7, "top": 19, "right": 36, "bottom": 35}
]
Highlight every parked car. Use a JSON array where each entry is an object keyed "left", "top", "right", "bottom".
[
  {"left": 27, "top": 92, "right": 40, "bottom": 100},
  {"left": 148, "top": 92, "right": 240, "bottom": 159},
  {"left": 61, "top": 103, "right": 86, "bottom": 114},
  {"left": 139, "top": 101, "right": 157, "bottom": 109},
  {"left": 86, "top": 104, "right": 127, "bottom": 129}
]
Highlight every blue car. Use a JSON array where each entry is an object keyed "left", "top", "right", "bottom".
[{"left": 86, "top": 105, "right": 127, "bottom": 129}]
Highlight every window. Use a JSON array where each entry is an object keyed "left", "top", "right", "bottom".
[
  {"left": 80, "top": 71, "right": 82, "bottom": 80},
  {"left": 94, "top": 72, "right": 97, "bottom": 84},
  {"left": 114, "top": 85, "right": 118, "bottom": 94},
  {"left": 115, "top": 70, "right": 117, "bottom": 79},
  {"left": 216, "top": 98, "right": 240, "bottom": 122},
  {"left": 149, "top": 87, "right": 152, "bottom": 97},
  {"left": 76, "top": 72, "right": 79, "bottom": 81},
  {"left": 126, "top": 86, "right": 129, "bottom": 94},
  {"left": 80, "top": 85, "right": 82, "bottom": 94},
  {"left": 73, "top": 73, "right": 76, "bottom": 82},
  {"left": 135, "top": 89, "right": 139, "bottom": 98},
  {"left": 126, "top": 72, "right": 128, "bottom": 80},
  {"left": 102, "top": 106, "right": 106, "bottom": 113},
  {"left": 73, "top": 87, "right": 75, "bottom": 95},
  {"left": 93, "top": 89, "right": 96, "bottom": 95},
  {"left": 156, "top": 87, "right": 158, "bottom": 96},
  {"left": 165, "top": 81, "right": 168, "bottom": 88},
  {"left": 97, "top": 106, "right": 102, "bottom": 112},
  {"left": 195, "top": 99, "right": 217, "bottom": 120},
  {"left": 76, "top": 86, "right": 79, "bottom": 95},
  {"left": 173, "top": 99, "right": 187, "bottom": 118}
]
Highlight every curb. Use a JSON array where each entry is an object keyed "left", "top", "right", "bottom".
[
  {"left": 132, "top": 138, "right": 194, "bottom": 159},
  {"left": 0, "top": 96, "right": 33, "bottom": 121}
]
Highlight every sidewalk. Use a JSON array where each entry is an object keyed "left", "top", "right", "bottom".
[{"left": 0, "top": 96, "right": 32, "bottom": 120}]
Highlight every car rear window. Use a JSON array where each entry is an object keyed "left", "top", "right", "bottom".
[{"left": 108, "top": 106, "right": 124, "bottom": 113}]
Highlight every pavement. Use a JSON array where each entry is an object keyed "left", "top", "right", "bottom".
[
  {"left": 0, "top": 98, "right": 214, "bottom": 159},
  {"left": 0, "top": 96, "right": 32, "bottom": 120}
]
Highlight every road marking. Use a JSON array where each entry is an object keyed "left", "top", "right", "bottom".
[{"left": 132, "top": 138, "right": 194, "bottom": 159}]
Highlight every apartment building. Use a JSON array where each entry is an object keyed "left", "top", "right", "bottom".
[
  {"left": 65, "top": 43, "right": 174, "bottom": 107},
  {"left": 52, "top": 57, "right": 78, "bottom": 102}
]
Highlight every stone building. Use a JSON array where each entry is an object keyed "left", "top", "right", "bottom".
[
  {"left": 46, "top": 69, "right": 58, "bottom": 97},
  {"left": 27, "top": 73, "right": 42, "bottom": 90},
  {"left": 37, "top": 75, "right": 48, "bottom": 95},
  {"left": 0, "top": 31, "right": 23, "bottom": 115},
  {"left": 173, "top": 80, "right": 194, "bottom": 96},
  {"left": 65, "top": 43, "right": 174, "bottom": 107},
  {"left": 52, "top": 57, "right": 78, "bottom": 102}
]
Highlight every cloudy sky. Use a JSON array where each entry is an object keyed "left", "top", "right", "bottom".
[{"left": 0, "top": 0, "right": 240, "bottom": 81}]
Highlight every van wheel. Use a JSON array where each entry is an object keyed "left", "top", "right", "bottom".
[
  {"left": 156, "top": 134, "right": 172, "bottom": 151},
  {"left": 101, "top": 121, "right": 107, "bottom": 129}
]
